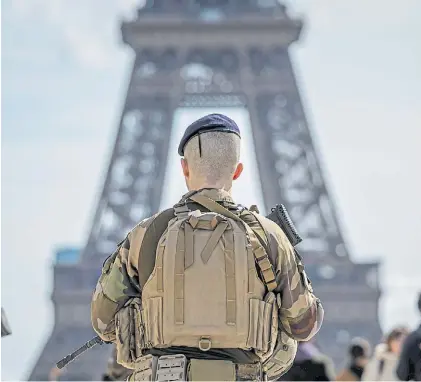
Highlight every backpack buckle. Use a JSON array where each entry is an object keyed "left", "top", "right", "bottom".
[
  {"left": 174, "top": 204, "right": 191, "bottom": 216},
  {"left": 198, "top": 337, "right": 212, "bottom": 351}
]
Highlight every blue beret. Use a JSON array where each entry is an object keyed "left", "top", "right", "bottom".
[{"left": 178, "top": 113, "right": 241, "bottom": 156}]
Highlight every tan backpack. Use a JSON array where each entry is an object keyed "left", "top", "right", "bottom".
[
  {"left": 141, "top": 193, "right": 278, "bottom": 356},
  {"left": 115, "top": 194, "right": 297, "bottom": 378}
]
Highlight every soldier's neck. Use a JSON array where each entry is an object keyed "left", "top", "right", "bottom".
[{"left": 188, "top": 182, "right": 233, "bottom": 195}]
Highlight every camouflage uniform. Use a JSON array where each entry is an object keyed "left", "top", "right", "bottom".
[{"left": 91, "top": 188, "right": 324, "bottom": 378}]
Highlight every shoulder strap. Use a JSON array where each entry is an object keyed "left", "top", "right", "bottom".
[
  {"left": 189, "top": 193, "right": 277, "bottom": 291},
  {"left": 253, "top": 209, "right": 306, "bottom": 275},
  {"left": 138, "top": 208, "right": 175, "bottom": 288},
  {"left": 246, "top": 210, "right": 272, "bottom": 252}
]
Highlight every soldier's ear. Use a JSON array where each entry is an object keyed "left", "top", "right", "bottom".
[
  {"left": 181, "top": 158, "right": 189, "bottom": 177},
  {"left": 233, "top": 162, "right": 243, "bottom": 181}
]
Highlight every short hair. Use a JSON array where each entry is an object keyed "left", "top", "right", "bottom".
[
  {"left": 348, "top": 337, "right": 371, "bottom": 359},
  {"left": 385, "top": 326, "right": 409, "bottom": 351},
  {"left": 184, "top": 131, "right": 241, "bottom": 185}
]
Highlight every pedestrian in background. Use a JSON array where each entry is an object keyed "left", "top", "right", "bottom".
[
  {"left": 336, "top": 338, "right": 371, "bottom": 381},
  {"left": 362, "top": 326, "right": 409, "bottom": 381}
]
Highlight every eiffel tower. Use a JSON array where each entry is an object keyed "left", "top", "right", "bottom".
[{"left": 29, "top": 1, "right": 382, "bottom": 380}]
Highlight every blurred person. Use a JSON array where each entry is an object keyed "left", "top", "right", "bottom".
[
  {"left": 90, "top": 114, "right": 324, "bottom": 381},
  {"left": 278, "top": 339, "right": 335, "bottom": 381},
  {"left": 396, "top": 292, "right": 421, "bottom": 381},
  {"left": 336, "top": 338, "right": 371, "bottom": 381},
  {"left": 362, "top": 326, "right": 409, "bottom": 381}
]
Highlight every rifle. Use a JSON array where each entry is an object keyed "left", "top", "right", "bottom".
[
  {"left": 56, "top": 335, "right": 105, "bottom": 369},
  {"left": 56, "top": 204, "right": 301, "bottom": 369},
  {"left": 265, "top": 204, "right": 302, "bottom": 247}
]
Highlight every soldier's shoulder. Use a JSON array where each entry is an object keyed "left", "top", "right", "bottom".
[
  {"left": 130, "top": 208, "right": 175, "bottom": 237},
  {"left": 252, "top": 213, "right": 279, "bottom": 232},
  {"left": 138, "top": 213, "right": 160, "bottom": 228},
  {"left": 252, "top": 212, "right": 292, "bottom": 249},
  {"left": 129, "top": 213, "right": 161, "bottom": 237}
]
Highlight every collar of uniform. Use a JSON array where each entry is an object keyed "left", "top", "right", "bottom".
[{"left": 179, "top": 188, "right": 234, "bottom": 204}]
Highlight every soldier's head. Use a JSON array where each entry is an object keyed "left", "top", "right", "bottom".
[{"left": 178, "top": 113, "right": 243, "bottom": 192}]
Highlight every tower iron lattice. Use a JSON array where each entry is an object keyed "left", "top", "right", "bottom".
[{"left": 29, "top": 1, "right": 382, "bottom": 380}]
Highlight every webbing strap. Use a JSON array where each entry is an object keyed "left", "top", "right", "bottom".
[
  {"left": 175, "top": 228, "right": 185, "bottom": 324},
  {"left": 190, "top": 194, "right": 241, "bottom": 222},
  {"left": 184, "top": 223, "right": 194, "bottom": 269},
  {"left": 248, "top": 211, "right": 271, "bottom": 251},
  {"left": 188, "top": 215, "right": 199, "bottom": 228},
  {"left": 188, "top": 219, "right": 221, "bottom": 230},
  {"left": 247, "top": 245, "right": 255, "bottom": 293},
  {"left": 174, "top": 204, "right": 190, "bottom": 215},
  {"left": 200, "top": 221, "right": 228, "bottom": 264},
  {"left": 224, "top": 230, "right": 236, "bottom": 325},
  {"left": 189, "top": 194, "right": 277, "bottom": 292},
  {"left": 156, "top": 244, "right": 165, "bottom": 292}
]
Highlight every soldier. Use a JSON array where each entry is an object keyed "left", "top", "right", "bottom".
[{"left": 91, "top": 113, "right": 324, "bottom": 381}]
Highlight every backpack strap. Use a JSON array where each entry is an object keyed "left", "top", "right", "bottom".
[
  {"left": 138, "top": 208, "right": 175, "bottom": 289},
  {"left": 243, "top": 210, "right": 273, "bottom": 259},
  {"left": 200, "top": 220, "right": 230, "bottom": 264},
  {"left": 189, "top": 193, "right": 277, "bottom": 292}
]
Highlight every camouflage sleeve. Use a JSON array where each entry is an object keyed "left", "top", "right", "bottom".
[
  {"left": 91, "top": 228, "right": 143, "bottom": 342},
  {"left": 269, "top": 227, "right": 324, "bottom": 341}
]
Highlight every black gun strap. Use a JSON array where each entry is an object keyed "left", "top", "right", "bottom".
[{"left": 138, "top": 208, "right": 175, "bottom": 289}]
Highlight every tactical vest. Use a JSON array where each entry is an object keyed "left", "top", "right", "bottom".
[
  {"left": 115, "top": 194, "right": 297, "bottom": 379},
  {"left": 141, "top": 194, "right": 277, "bottom": 355}
]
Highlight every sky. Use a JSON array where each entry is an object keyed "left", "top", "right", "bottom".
[{"left": 1, "top": 0, "right": 421, "bottom": 380}]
